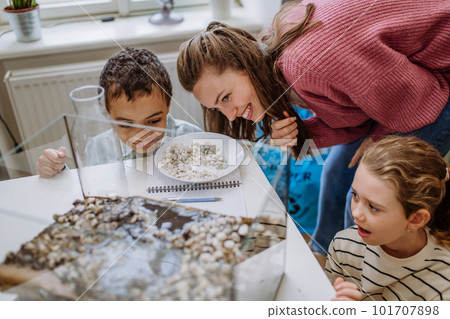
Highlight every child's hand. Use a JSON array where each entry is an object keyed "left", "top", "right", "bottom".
[
  {"left": 270, "top": 111, "right": 298, "bottom": 148},
  {"left": 332, "top": 277, "right": 361, "bottom": 301},
  {"left": 36, "top": 147, "right": 67, "bottom": 178}
]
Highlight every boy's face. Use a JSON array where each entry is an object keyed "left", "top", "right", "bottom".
[{"left": 108, "top": 91, "right": 170, "bottom": 154}]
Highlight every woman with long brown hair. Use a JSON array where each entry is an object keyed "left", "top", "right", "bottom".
[{"left": 177, "top": 0, "right": 450, "bottom": 256}]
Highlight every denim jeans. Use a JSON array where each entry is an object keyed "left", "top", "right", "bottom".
[
  {"left": 396, "top": 98, "right": 450, "bottom": 156},
  {"left": 311, "top": 98, "right": 450, "bottom": 255},
  {"left": 308, "top": 137, "right": 362, "bottom": 255}
]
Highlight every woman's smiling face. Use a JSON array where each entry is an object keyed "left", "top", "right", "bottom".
[{"left": 192, "top": 67, "right": 266, "bottom": 123}]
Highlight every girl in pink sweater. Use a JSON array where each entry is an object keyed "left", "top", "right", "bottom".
[{"left": 177, "top": 0, "right": 450, "bottom": 255}]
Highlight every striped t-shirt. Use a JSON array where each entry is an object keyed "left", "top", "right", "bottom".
[{"left": 325, "top": 226, "right": 450, "bottom": 301}]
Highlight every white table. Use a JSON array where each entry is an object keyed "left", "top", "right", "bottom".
[{"left": 0, "top": 155, "right": 334, "bottom": 300}]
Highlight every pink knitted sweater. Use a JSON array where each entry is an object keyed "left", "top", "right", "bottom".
[{"left": 277, "top": 0, "right": 450, "bottom": 148}]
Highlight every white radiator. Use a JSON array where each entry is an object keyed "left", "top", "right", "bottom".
[{"left": 3, "top": 52, "right": 203, "bottom": 144}]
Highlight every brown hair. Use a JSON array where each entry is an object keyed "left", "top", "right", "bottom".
[
  {"left": 99, "top": 47, "right": 172, "bottom": 111},
  {"left": 176, "top": 3, "right": 319, "bottom": 158},
  {"left": 361, "top": 136, "right": 450, "bottom": 248}
]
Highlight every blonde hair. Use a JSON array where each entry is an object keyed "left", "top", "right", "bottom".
[
  {"left": 176, "top": 2, "right": 319, "bottom": 158},
  {"left": 361, "top": 136, "right": 450, "bottom": 248}
]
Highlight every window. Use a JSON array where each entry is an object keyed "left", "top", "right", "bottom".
[
  {"left": 1, "top": 0, "right": 209, "bottom": 23},
  {"left": 37, "top": 0, "right": 116, "bottom": 19}
]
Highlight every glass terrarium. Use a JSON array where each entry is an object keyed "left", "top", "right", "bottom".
[{"left": 0, "top": 113, "right": 290, "bottom": 301}]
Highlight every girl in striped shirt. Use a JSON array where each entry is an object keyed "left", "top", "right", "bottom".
[{"left": 326, "top": 136, "right": 450, "bottom": 301}]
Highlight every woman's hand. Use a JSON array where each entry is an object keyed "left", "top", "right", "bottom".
[
  {"left": 332, "top": 277, "right": 361, "bottom": 301},
  {"left": 348, "top": 137, "right": 374, "bottom": 168},
  {"left": 270, "top": 111, "right": 298, "bottom": 148},
  {"left": 36, "top": 146, "right": 67, "bottom": 178}
]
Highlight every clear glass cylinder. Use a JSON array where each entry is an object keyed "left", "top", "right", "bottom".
[{"left": 69, "top": 85, "right": 128, "bottom": 198}]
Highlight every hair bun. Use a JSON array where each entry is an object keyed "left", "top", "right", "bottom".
[{"left": 206, "top": 21, "right": 228, "bottom": 32}]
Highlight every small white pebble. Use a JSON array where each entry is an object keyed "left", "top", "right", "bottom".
[
  {"left": 209, "top": 226, "right": 219, "bottom": 235},
  {"left": 223, "top": 240, "right": 235, "bottom": 250},
  {"left": 216, "top": 232, "right": 227, "bottom": 241},
  {"left": 230, "top": 232, "right": 241, "bottom": 242},
  {"left": 238, "top": 224, "right": 249, "bottom": 236},
  {"left": 254, "top": 223, "right": 265, "bottom": 233}
]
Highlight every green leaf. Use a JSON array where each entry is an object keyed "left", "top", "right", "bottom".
[{"left": 7, "top": 0, "right": 37, "bottom": 9}]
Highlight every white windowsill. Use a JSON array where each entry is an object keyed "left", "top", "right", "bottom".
[{"left": 0, "top": 6, "right": 263, "bottom": 60}]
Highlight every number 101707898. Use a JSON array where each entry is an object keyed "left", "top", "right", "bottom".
[{"left": 372, "top": 305, "right": 439, "bottom": 316}]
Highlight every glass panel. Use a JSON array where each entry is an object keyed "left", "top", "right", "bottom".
[
  {"left": 233, "top": 139, "right": 289, "bottom": 300},
  {"left": 128, "top": 0, "right": 209, "bottom": 12},
  {"left": 31, "top": 0, "right": 210, "bottom": 20},
  {"left": 38, "top": 0, "right": 100, "bottom": 4},
  {"left": 37, "top": 0, "right": 117, "bottom": 20},
  {"left": 0, "top": 115, "right": 289, "bottom": 300}
]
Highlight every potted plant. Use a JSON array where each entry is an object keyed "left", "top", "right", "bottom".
[{"left": 3, "top": 1, "right": 41, "bottom": 42}]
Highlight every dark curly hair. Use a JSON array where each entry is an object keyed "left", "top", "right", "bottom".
[{"left": 99, "top": 47, "right": 172, "bottom": 111}]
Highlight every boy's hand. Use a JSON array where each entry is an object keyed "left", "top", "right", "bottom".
[
  {"left": 332, "top": 277, "right": 361, "bottom": 301},
  {"left": 270, "top": 111, "right": 298, "bottom": 148},
  {"left": 36, "top": 147, "right": 67, "bottom": 178}
]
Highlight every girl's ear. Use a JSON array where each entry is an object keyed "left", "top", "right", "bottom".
[{"left": 407, "top": 209, "right": 431, "bottom": 231}]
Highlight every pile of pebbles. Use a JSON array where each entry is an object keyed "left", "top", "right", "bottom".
[
  {"left": 2, "top": 196, "right": 286, "bottom": 300},
  {"left": 159, "top": 143, "right": 229, "bottom": 181}
]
